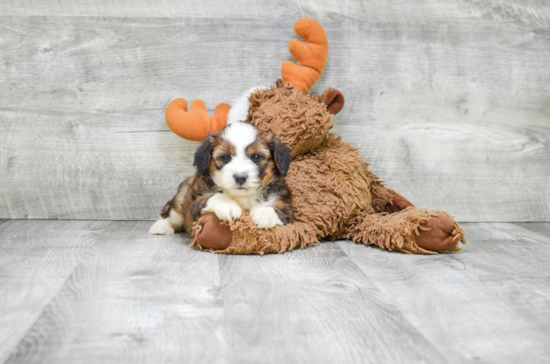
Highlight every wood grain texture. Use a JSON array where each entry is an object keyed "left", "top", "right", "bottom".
[
  {"left": 338, "top": 222, "right": 550, "bottom": 363},
  {"left": 218, "top": 243, "right": 446, "bottom": 363},
  {"left": 1, "top": 220, "right": 549, "bottom": 362},
  {"left": 5, "top": 221, "right": 225, "bottom": 364},
  {"left": 1, "top": 3, "right": 549, "bottom": 221},
  {"left": 517, "top": 222, "right": 550, "bottom": 237},
  {"left": 0, "top": 220, "right": 109, "bottom": 363},
  {"left": 0, "top": 0, "right": 549, "bottom": 27}
]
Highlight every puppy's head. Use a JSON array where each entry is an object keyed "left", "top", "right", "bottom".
[{"left": 193, "top": 121, "right": 291, "bottom": 197}]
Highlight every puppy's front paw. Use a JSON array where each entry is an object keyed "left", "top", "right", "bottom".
[
  {"left": 202, "top": 194, "right": 242, "bottom": 223},
  {"left": 149, "top": 219, "right": 175, "bottom": 235},
  {"left": 214, "top": 202, "right": 242, "bottom": 222},
  {"left": 251, "top": 206, "right": 283, "bottom": 229}
]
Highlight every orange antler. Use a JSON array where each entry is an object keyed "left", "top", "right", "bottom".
[
  {"left": 165, "top": 98, "right": 230, "bottom": 141},
  {"left": 281, "top": 18, "right": 329, "bottom": 92}
]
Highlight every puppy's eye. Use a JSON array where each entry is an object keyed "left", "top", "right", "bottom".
[
  {"left": 251, "top": 153, "right": 263, "bottom": 162},
  {"left": 218, "top": 155, "right": 231, "bottom": 162}
]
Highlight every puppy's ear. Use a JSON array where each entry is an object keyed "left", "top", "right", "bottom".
[
  {"left": 193, "top": 133, "right": 216, "bottom": 176},
  {"left": 269, "top": 134, "right": 292, "bottom": 175}
]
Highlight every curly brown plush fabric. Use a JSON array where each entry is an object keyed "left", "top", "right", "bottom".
[
  {"left": 344, "top": 208, "right": 466, "bottom": 254},
  {"left": 247, "top": 80, "right": 333, "bottom": 157},
  {"left": 192, "top": 80, "right": 466, "bottom": 254}
]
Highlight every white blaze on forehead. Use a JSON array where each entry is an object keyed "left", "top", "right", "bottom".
[
  {"left": 223, "top": 121, "right": 258, "bottom": 154},
  {"left": 212, "top": 121, "right": 261, "bottom": 197}
]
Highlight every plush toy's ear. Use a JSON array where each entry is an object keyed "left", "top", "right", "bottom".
[
  {"left": 318, "top": 88, "right": 345, "bottom": 115},
  {"left": 193, "top": 133, "right": 216, "bottom": 176},
  {"left": 269, "top": 134, "right": 292, "bottom": 175}
]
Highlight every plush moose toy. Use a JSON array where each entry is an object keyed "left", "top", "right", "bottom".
[{"left": 161, "top": 18, "right": 466, "bottom": 254}]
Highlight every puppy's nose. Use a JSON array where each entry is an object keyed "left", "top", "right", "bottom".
[{"left": 233, "top": 173, "right": 248, "bottom": 186}]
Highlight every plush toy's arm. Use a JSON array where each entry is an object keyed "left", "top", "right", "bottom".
[{"left": 191, "top": 213, "right": 320, "bottom": 255}]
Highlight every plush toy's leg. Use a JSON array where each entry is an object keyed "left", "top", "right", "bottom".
[
  {"left": 371, "top": 183, "right": 415, "bottom": 214},
  {"left": 191, "top": 213, "right": 320, "bottom": 255},
  {"left": 363, "top": 163, "right": 415, "bottom": 213},
  {"left": 344, "top": 208, "right": 466, "bottom": 254}
]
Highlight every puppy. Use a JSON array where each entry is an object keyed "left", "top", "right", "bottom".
[{"left": 149, "top": 121, "right": 293, "bottom": 236}]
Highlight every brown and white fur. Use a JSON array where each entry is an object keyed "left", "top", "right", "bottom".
[{"left": 149, "top": 121, "right": 293, "bottom": 235}]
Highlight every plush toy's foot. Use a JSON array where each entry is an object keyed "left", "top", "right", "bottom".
[
  {"left": 385, "top": 194, "right": 415, "bottom": 214},
  {"left": 193, "top": 213, "right": 233, "bottom": 250},
  {"left": 414, "top": 213, "right": 463, "bottom": 252}
]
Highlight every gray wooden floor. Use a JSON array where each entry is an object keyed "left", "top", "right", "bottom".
[{"left": 0, "top": 220, "right": 548, "bottom": 363}]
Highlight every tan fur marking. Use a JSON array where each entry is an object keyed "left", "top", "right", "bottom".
[
  {"left": 261, "top": 161, "right": 275, "bottom": 187},
  {"left": 207, "top": 137, "right": 235, "bottom": 172},
  {"left": 212, "top": 140, "right": 236, "bottom": 159},
  {"left": 245, "top": 141, "right": 270, "bottom": 158}
]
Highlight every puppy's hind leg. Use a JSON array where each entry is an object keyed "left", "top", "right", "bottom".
[
  {"left": 149, "top": 206, "right": 184, "bottom": 235},
  {"left": 149, "top": 177, "right": 194, "bottom": 235}
]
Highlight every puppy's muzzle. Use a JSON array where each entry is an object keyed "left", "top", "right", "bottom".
[{"left": 233, "top": 173, "right": 248, "bottom": 186}]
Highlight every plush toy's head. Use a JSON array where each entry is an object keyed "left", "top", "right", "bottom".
[
  {"left": 165, "top": 18, "right": 344, "bottom": 150},
  {"left": 246, "top": 80, "right": 344, "bottom": 157}
]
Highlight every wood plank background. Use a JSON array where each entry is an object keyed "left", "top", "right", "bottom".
[{"left": 1, "top": 1, "right": 549, "bottom": 221}]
